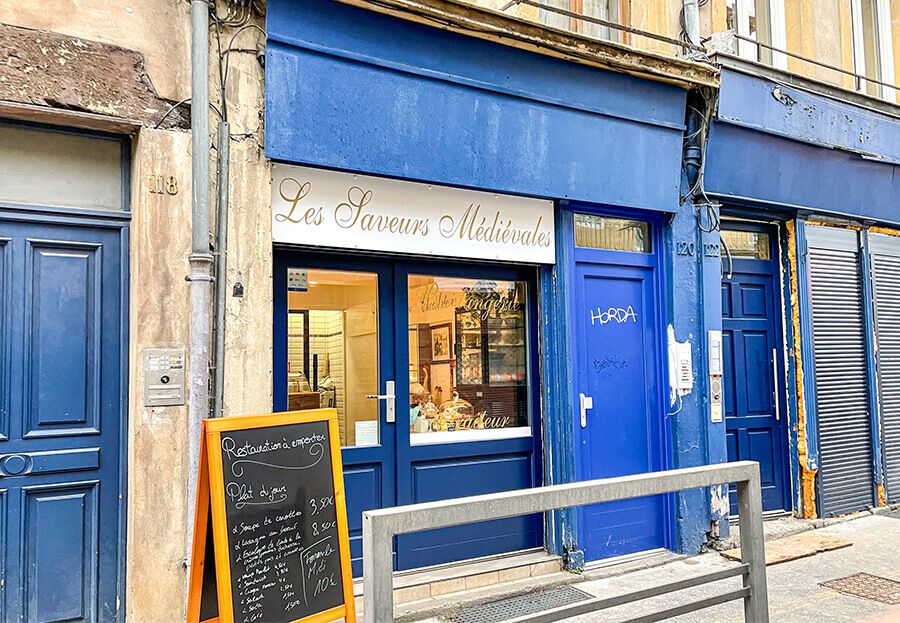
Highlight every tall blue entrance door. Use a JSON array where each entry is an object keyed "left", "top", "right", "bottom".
[
  {"left": 721, "top": 223, "right": 789, "bottom": 515},
  {"left": 1, "top": 216, "right": 126, "bottom": 622},
  {"left": 572, "top": 213, "right": 667, "bottom": 561}
]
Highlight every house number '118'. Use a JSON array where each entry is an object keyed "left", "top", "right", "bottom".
[{"left": 148, "top": 175, "right": 178, "bottom": 196}]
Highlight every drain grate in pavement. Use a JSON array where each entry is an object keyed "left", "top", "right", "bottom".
[
  {"left": 820, "top": 573, "right": 900, "bottom": 605},
  {"left": 453, "top": 586, "right": 593, "bottom": 623}
]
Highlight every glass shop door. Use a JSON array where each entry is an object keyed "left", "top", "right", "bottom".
[{"left": 274, "top": 253, "right": 396, "bottom": 577}]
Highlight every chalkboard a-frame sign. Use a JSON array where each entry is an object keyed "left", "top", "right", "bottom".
[{"left": 186, "top": 410, "right": 356, "bottom": 623}]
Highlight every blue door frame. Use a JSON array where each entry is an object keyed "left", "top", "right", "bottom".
[
  {"left": 563, "top": 204, "right": 673, "bottom": 561},
  {"left": 273, "top": 249, "right": 543, "bottom": 574},
  {"left": 721, "top": 221, "right": 791, "bottom": 515},
  {"left": 0, "top": 122, "right": 130, "bottom": 623}
]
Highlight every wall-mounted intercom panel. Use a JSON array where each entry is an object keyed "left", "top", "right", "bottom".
[
  {"left": 708, "top": 330, "right": 723, "bottom": 423},
  {"left": 708, "top": 330, "right": 723, "bottom": 376},
  {"left": 668, "top": 335, "right": 694, "bottom": 394},
  {"left": 709, "top": 376, "right": 723, "bottom": 423},
  {"left": 144, "top": 348, "right": 186, "bottom": 407}
]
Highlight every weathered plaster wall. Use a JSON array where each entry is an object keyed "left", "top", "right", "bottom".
[
  {"left": 126, "top": 128, "right": 193, "bottom": 622},
  {"left": 223, "top": 136, "right": 273, "bottom": 417},
  {"left": 0, "top": 0, "right": 190, "bottom": 102},
  {"left": 784, "top": 0, "right": 851, "bottom": 86},
  {"left": 209, "top": 8, "right": 274, "bottom": 417}
]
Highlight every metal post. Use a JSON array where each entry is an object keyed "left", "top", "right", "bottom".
[
  {"left": 186, "top": 0, "right": 213, "bottom": 566},
  {"left": 362, "top": 513, "right": 394, "bottom": 623},
  {"left": 737, "top": 463, "right": 769, "bottom": 622},
  {"left": 212, "top": 120, "right": 230, "bottom": 419},
  {"left": 681, "top": 0, "right": 701, "bottom": 49}
]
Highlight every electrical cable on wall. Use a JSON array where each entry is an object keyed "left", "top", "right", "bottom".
[
  {"left": 667, "top": 391, "right": 684, "bottom": 417},
  {"left": 682, "top": 86, "right": 721, "bottom": 233}
]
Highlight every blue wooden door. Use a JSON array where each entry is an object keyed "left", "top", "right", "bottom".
[
  {"left": 721, "top": 224, "right": 789, "bottom": 515},
  {"left": 573, "top": 258, "right": 667, "bottom": 561},
  {"left": 1, "top": 217, "right": 125, "bottom": 622}
]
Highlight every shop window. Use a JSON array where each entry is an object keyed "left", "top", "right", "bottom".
[
  {"left": 286, "top": 269, "right": 378, "bottom": 447},
  {"left": 851, "top": 0, "right": 896, "bottom": 100},
  {"left": 574, "top": 213, "right": 651, "bottom": 253},
  {"left": 407, "top": 275, "right": 530, "bottom": 444},
  {"left": 720, "top": 230, "right": 770, "bottom": 260},
  {"left": 725, "top": 0, "right": 787, "bottom": 70},
  {"left": 539, "top": 0, "right": 620, "bottom": 42}
]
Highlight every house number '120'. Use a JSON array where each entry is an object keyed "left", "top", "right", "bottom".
[
  {"left": 676, "top": 241, "right": 720, "bottom": 257},
  {"left": 148, "top": 175, "right": 178, "bottom": 196}
]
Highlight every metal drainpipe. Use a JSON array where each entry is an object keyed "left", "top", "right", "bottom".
[
  {"left": 186, "top": 0, "right": 213, "bottom": 565},
  {"left": 212, "top": 121, "right": 230, "bottom": 419},
  {"left": 682, "top": 0, "right": 701, "bottom": 50}
]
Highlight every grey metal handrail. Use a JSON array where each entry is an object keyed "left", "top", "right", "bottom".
[
  {"left": 362, "top": 461, "right": 768, "bottom": 622},
  {"left": 730, "top": 33, "right": 898, "bottom": 94}
]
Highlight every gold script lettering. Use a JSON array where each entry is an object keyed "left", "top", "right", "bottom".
[
  {"left": 334, "top": 186, "right": 430, "bottom": 236},
  {"left": 275, "top": 178, "right": 324, "bottom": 225},
  {"left": 440, "top": 204, "right": 551, "bottom": 248}
]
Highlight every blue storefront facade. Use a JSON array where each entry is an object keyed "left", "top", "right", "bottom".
[
  {"left": 705, "top": 58, "right": 900, "bottom": 519},
  {"left": 263, "top": 0, "right": 728, "bottom": 574}
]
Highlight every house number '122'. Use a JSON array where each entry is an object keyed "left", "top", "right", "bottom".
[{"left": 148, "top": 175, "right": 178, "bottom": 196}]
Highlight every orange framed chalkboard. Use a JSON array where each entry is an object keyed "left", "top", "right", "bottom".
[{"left": 186, "top": 410, "right": 356, "bottom": 623}]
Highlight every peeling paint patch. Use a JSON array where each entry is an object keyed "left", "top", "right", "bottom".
[
  {"left": 786, "top": 221, "right": 818, "bottom": 519},
  {"left": 772, "top": 86, "right": 797, "bottom": 108},
  {"left": 869, "top": 226, "right": 900, "bottom": 238},
  {"left": 710, "top": 484, "right": 730, "bottom": 519}
]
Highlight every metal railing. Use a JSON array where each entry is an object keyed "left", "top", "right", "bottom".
[
  {"left": 362, "top": 461, "right": 768, "bottom": 623},
  {"left": 730, "top": 33, "right": 898, "bottom": 96},
  {"left": 499, "top": 0, "right": 707, "bottom": 55}
]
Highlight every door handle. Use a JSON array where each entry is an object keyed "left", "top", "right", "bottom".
[
  {"left": 772, "top": 349, "right": 780, "bottom": 421},
  {"left": 579, "top": 392, "right": 593, "bottom": 428},
  {"left": 366, "top": 380, "right": 395, "bottom": 423}
]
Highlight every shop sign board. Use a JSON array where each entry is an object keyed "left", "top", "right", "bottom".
[
  {"left": 272, "top": 164, "right": 556, "bottom": 264},
  {"left": 186, "top": 409, "right": 355, "bottom": 623}
]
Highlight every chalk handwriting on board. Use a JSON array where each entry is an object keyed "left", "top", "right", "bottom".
[
  {"left": 221, "top": 421, "right": 345, "bottom": 622},
  {"left": 187, "top": 411, "right": 355, "bottom": 623},
  {"left": 590, "top": 305, "right": 638, "bottom": 326},
  {"left": 222, "top": 435, "right": 325, "bottom": 477}
]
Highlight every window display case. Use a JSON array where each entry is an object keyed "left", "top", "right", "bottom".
[
  {"left": 453, "top": 302, "right": 528, "bottom": 430},
  {"left": 455, "top": 309, "right": 527, "bottom": 386}
]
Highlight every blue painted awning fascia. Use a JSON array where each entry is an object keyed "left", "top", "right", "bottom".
[
  {"left": 717, "top": 68, "right": 900, "bottom": 165},
  {"left": 706, "top": 69, "right": 900, "bottom": 224},
  {"left": 265, "top": 0, "right": 688, "bottom": 212},
  {"left": 706, "top": 122, "right": 900, "bottom": 223}
]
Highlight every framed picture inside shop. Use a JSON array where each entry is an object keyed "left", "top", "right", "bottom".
[{"left": 430, "top": 323, "right": 452, "bottom": 363}]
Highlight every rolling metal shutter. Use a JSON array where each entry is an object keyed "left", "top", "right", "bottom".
[
  {"left": 806, "top": 226, "right": 874, "bottom": 516},
  {"left": 871, "top": 234, "right": 900, "bottom": 504}
]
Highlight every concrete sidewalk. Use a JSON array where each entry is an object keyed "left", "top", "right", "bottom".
[{"left": 419, "top": 513, "right": 900, "bottom": 622}]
